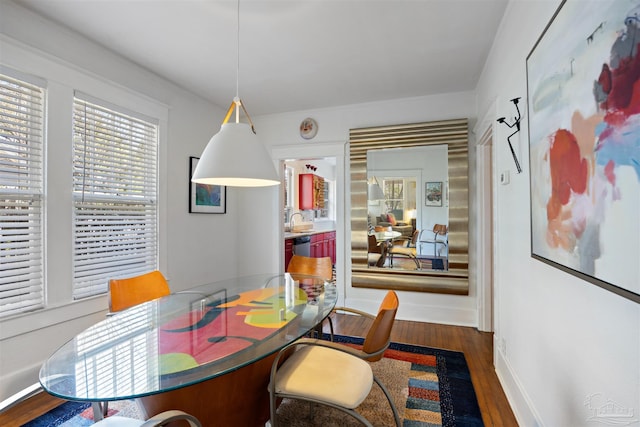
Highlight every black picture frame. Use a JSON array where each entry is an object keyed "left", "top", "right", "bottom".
[{"left": 189, "top": 156, "right": 226, "bottom": 214}]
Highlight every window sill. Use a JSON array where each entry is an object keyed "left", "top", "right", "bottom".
[{"left": 0, "top": 295, "right": 108, "bottom": 341}]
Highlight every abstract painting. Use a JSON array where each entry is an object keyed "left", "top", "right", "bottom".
[
  {"left": 527, "top": 0, "right": 640, "bottom": 303},
  {"left": 189, "top": 156, "right": 226, "bottom": 214}
]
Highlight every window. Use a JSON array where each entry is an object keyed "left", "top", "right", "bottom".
[
  {"left": 0, "top": 71, "right": 45, "bottom": 318},
  {"left": 383, "top": 178, "right": 405, "bottom": 214},
  {"left": 72, "top": 93, "right": 158, "bottom": 299}
]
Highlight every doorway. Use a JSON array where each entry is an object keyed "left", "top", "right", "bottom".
[{"left": 272, "top": 143, "right": 346, "bottom": 305}]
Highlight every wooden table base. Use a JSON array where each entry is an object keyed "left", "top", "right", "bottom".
[{"left": 139, "top": 354, "right": 276, "bottom": 427}]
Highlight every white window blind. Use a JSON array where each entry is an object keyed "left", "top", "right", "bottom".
[
  {"left": 0, "top": 72, "right": 45, "bottom": 318},
  {"left": 73, "top": 94, "right": 158, "bottom": 299}
]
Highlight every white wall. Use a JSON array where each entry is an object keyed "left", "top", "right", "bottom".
[
  {"left": 252, "top": 92, "right": 479, "bottom": 324},
  {"left": 476, "top": 1, "right": 640, "bottom": 425},
  {"left": 0, "top": 2, "right": 236, "bottom": 400}
]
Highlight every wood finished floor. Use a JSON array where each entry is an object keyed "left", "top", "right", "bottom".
[
  {"left": 2, "top": 315, "right": 518, "bottom": 426},
  {"left": 327, "top": 313, "right": 518, "bottom": 427}
]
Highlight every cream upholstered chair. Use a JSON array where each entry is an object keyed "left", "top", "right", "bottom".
[
  {"left": 268, "top": 291, "right": 401, "bottom": 427},
  {"left": 109, "top": 270, "right": 170, "bottom": 312},
  {"left": 389, "top": 229, "right": 420, "bottom": 269}
]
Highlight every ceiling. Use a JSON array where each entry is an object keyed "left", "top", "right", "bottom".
[{"left": 13, "top": 0, "right": 508, "bottom": 116}]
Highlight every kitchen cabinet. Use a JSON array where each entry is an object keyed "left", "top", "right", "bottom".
[
  {"left": 326, "top": 231, "right": 336, "bottom": 264},
  {"left": 299, "top": 174, "right": 324, "bottom": 210},
  {"left": 310, "top": 231, "right": 336, "bottom": 264},
  {"left": 285, "top": 231, "right": 335, "bottom": 270},
  {"left": 284, "top": 238, "right": 293, "bottom": 270}
]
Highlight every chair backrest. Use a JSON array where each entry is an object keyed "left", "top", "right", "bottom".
[
  {"left": 433, "top": 224, "right": 448, "bottom": 235},
  {"left": 410, "top": 229, "right": 420, "bottom": 245},
  {"left": 368, "top": 234, "right": 380, "bottom": 253},
  {"left": 362, "top": 290, "right": 399, "bottom": 361},
  {"left": 109, "top": 270, "right": 170, "bottom": 312},
  {"left": 287, "top": 254, "right": 333, "bottom": 281}
]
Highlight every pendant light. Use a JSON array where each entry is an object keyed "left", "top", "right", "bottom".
[
  {"left": 191, "top": 0, "right": 279, "bottom": 187},
  {"left": 368, "top": 177, "right": 385, "bottom": 200}
]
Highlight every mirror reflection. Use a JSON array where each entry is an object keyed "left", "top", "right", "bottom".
[
  {"left": 349, "top": 118, "right": 468, "bottom": 295},
  {"left": 367, "top": 146, "right": 448, "bottom": 272}
]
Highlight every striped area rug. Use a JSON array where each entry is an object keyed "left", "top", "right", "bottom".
[
  {"left": 27, "top": 336, "right": 482, "bottom": 427},
  {"left": 276, "top": 335, "right": 484, "bottom": 426}
]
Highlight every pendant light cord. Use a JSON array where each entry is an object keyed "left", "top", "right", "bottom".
[{"left": 236, "top": 0, "right": 240, "bottom": 100}]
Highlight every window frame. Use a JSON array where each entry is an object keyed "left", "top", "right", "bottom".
[
  {"left": 0, "top": 67, "right": 46, "bottom": 319},
  {"left": 72, "top": 93, "right": 160, "bottom": 299}
]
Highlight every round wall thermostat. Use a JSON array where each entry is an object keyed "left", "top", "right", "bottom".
[{"left": 300, "top": 118, "right": 318, "bottom": 140}]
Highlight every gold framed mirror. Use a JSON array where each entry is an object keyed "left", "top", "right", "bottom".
[{"left": 350, "top": 119, "right": 469, "bottom": 294}]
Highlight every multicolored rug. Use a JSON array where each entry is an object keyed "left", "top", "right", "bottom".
[
  {"left": 24, "top": 400, "right": 140, "bottom": 426},
  {"left": 26, "top": 336, "right": 482, "bottom": 426}
]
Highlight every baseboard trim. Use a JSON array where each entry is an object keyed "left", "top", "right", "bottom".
[{"left": 495, "top": 344, "right": 543, "bottom": 426}]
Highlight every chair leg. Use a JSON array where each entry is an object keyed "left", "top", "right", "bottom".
[
  {"left": 373, "top": 375, "right": 402, "bottom": 427},
  {"left": 411, "top": 255, "right": 421, "bottom": 270},
  {"left": 269, "top": 389, "right": 278, "bottom": 427},
  {"left": 328, "top": 316, "right": 335, "bottom": 341},
  {"left": 91, "top": 402, "right": 105, "bottom": 421}
]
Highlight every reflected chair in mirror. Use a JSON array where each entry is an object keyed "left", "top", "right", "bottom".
[
  {"left": 388, "top": 229, "right": 420, "bottom": 269},
  {"left": 109, "top": 270, "right": 171, "bottom": 313},
  {"left": 286, "top": 254, "right": 333, "bottom": 281},
  {"left": 367, "top": 234, "right": 388, "bottom": 268},
  {"left": 419, "top": 224, "right": 448, "bottom": 257},
  {"left": 269, "top": 291, "right": 401, "bottom": 427}
]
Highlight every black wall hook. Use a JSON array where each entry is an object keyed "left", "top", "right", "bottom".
[{"left": 496, "top": 97, "right": 523, "bottom": 173}]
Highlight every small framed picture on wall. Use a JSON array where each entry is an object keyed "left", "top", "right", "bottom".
[
  {"left": 189, "top": 156, "right": 226, "bottom": 214},
  {"left": 425, "top": 182, "right": 442, "bottom": 207}
]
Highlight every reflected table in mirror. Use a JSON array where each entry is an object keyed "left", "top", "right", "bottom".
[
  {"left": 39, "top": 273, "right": 337, "bottom": 427},
  {"left": 371, "top": 230, "right": 402, "bottom": 242}
]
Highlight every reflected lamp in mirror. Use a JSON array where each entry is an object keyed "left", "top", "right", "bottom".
[{"left": 368, "top": 179, "right": 385, "bottom": 200}]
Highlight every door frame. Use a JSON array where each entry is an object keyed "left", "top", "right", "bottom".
[{"left": 474, "top": 99, "right": 498, "bottom": 332}]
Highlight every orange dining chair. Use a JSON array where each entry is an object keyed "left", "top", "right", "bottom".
[
  {"left": 108, "top": 270, "right": 171, "bottom": 313},
  {"left": 269, "top": 291, "right": 401, "bottom": 426},
  {"left": 287, "top": 254, "right": 333, "bottom": 337},
  {"left": 286, "top": 254, "right": 333, "bottom": 281},
  {"left": 101, "top": 270, "right": 171, "bottom": 417}
]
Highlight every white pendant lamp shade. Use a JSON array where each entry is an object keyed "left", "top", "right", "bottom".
[{"left": 192, "top": 122, "right": 279, "bottom": 187}]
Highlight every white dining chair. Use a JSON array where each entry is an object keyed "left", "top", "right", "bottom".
[{"left": 93, "top": 410, "right": 202, "bottom": 427}]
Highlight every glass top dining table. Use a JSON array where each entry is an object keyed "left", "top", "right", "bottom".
[{"left": 39, "top": 273, "right": 337, "bottom": 402}]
